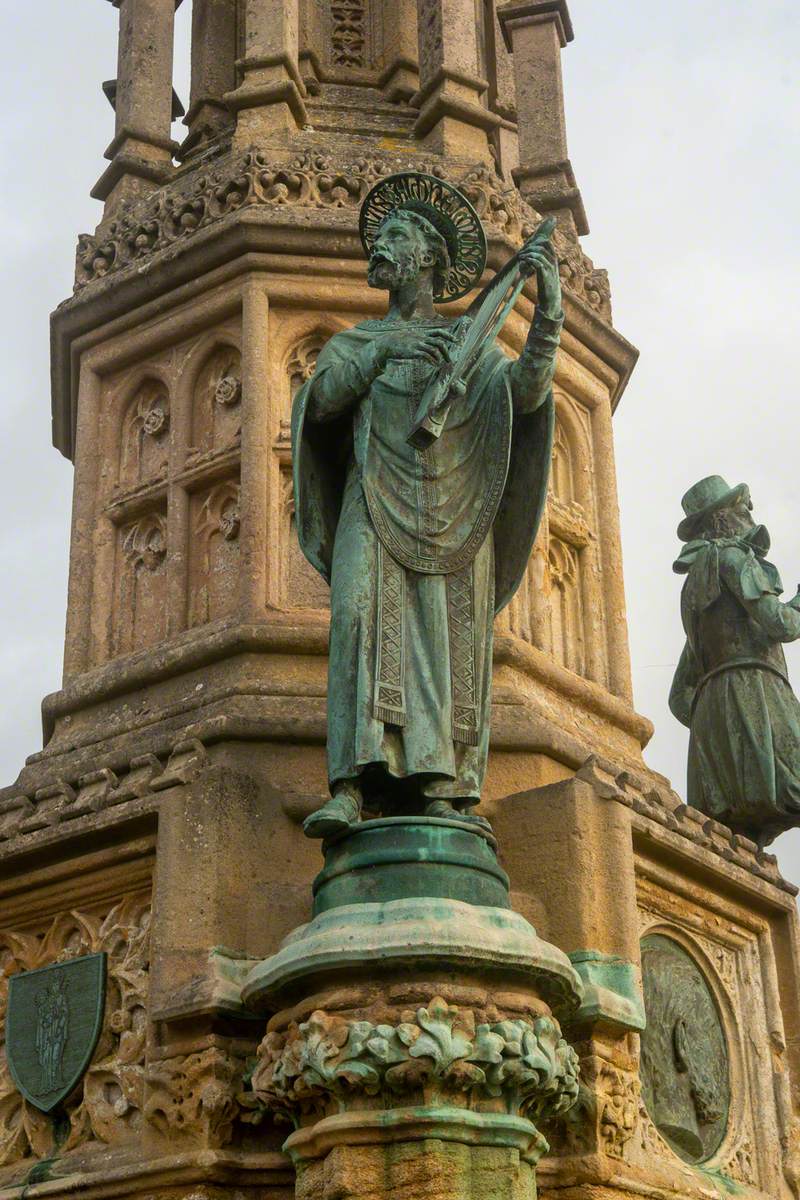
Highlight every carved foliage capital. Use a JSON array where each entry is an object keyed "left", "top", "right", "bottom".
[{"left": 247, "top": 997, "right": 579, "bottom": 1129}]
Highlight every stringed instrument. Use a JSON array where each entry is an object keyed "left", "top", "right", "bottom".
[{"left": 407, "top": 217, "right": 557, "bottom": 451}]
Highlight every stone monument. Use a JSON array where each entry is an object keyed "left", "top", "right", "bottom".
[{"left": 0, "top": 2, "right": 798, "bottom": 1199}]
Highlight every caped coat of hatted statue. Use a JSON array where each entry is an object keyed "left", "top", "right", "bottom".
[{"left": 670, "top": 475, "right": 800, "bottom": 845}]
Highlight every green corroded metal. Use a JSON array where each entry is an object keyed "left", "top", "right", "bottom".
[
  {"left": 568, "top": 949, "right": 645, "bottom": 1033},
  {"left": 640, "top": 934, "right": 729, "bottom": 1165},
  {"left": 295, "top": 174, "right": 564, "bottom": 837},
  {"left": 242, "top": 895, "right": 584, "bottom": 1018},
  {"left": 6, "top": 953, "right": 106, "bottom": 1114},
  {"left": 669, "top": 475, "right": 800, "bottom": 845},
  {"left": 312, "top": 816, "right": 510, "bottom": 914}
]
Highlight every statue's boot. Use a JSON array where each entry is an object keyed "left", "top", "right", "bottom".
[
  {"left": 424, "top": 798, "right": 492, "bottom": 833},
  {"left": 303, "top": 783, "right": 362, "bottom": 839}
]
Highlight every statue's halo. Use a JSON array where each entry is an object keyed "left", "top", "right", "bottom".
[{"left": 359, "top": 172, "right": 487, "bottom": 302}]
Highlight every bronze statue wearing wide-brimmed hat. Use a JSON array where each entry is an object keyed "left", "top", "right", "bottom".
[
  {"left": 293, "top": 172, "right": 564, "bottom": 838},
  {"left": 676, "top": 474, "right": 751, "bottom": 542},
  {"left": 670, "top": 475, "right": 800, "bottom": 844}
]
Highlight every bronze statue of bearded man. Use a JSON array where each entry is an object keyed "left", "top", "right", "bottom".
[{"left": 292, "top": 174, "right": 563, "bottom": 838}]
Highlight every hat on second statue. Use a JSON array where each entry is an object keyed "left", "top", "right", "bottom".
[
  {"left": 359, "top": 172, "right": 486, "bottom": 303},
  {"left": 677, "top": 475, "right": 750, "bottom": 542}
]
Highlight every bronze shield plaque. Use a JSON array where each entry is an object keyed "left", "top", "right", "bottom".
[{"left": 6, "top": 952, "right": 106, "bottom": 1113}]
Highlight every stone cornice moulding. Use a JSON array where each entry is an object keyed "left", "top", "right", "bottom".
[
  {"left": 51, "top": 151, "right": 626, "bottom": 459},
  {"left": 36, "top": 620, "right": 651, "bottom": 751},
  {"left": 0, "top": 736, "right": 794, "bottom": 901},
  {"left": 496, "top": 0, "right": 574, "bottom": 52}
]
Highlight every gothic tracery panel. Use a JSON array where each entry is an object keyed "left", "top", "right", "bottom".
[
  {"left": 551, "top": 420, "right": 575, "bottom": 504},
  {"left": 112, "top": 510, "right": 168, "bottom": 655},
  {"left": 282, "top": 333, "right": 328, "bottom": 442},
  {"left": 501, "top": 393, "right": 604, "bottom": 682},
  {"left": 417, "top": 0, "right": 444, "bottom": 80},
  {"left": 330, "top": 0, "right": 367, "bottom": 66},
  {"left": 119, "top": 379, "right": 170, "bottom": 490},
  {"left": 277, "top": 330, "right": 335, "bottom": 610},
  {"left": 188, "top": 478, "right": 241, "bottom": 626},
  {"left": 548, "top": 534, "right": 585, "bottom": 675},
  {"left": 280, "top": 465, "right": 331, "bottom": 610},
  {"left": 546, "top": 402, "right": 594, "bottom": 677},
  {"left": 188, "top": 344, "right": 242, "bottom": 463}
]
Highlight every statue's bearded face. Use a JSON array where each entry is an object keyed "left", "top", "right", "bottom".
[
  {"left": 711, "top": 496, "right": 769, "bottom": 552},
  {"left": 367, "top": 215, "right": 436, "bottom": 291}
]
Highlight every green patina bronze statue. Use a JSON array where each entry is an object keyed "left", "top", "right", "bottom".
[
  {"left": 670, "top": 475, "right": 800, "bottom": 845},
  {"left": 293, "top": 173, "right": 562, "bottom": 838}
]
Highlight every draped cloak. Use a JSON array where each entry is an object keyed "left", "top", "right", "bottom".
[
  {"left": 292, "top": 318, "right": 555, "bottom": 803},
  {"left": 669, "top": 536, "right": 800, "bottom": 842}
]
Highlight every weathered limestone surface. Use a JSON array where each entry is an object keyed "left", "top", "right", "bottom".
[{"left": 1, "top": 0, "right": 798, "bottom": 1198}]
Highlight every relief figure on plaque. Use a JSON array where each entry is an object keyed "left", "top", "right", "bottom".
[
  {"left": 34, "top": 976, "right": 69, "bottom": 1095},
  {"left": 670, "top": 475, "right": 800, "bottom": 844},
  {"left": 292, "top": 174, "right": 563, "bottom": 837}
]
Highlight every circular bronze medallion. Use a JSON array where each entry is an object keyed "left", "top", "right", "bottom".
[{"left": 640, "top": 934, "right": 730, "bottom": 1164}]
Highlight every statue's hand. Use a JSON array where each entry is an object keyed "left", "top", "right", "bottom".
[
  {"left": 518, "top": 237, "right": 561, "bottom": 319},
  {"left": 375, "top": 326, "right": 459, "bottom": 369},
  {"left": 788, "top": 586, "right": 800, "bottom": 611}
]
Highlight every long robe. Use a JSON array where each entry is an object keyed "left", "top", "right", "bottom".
[
  {"left": 669, "top": 536, "right": 800, "bottom": 842},
  {"left": 292, "top": 314, "right": 557, "bottom": 805}
]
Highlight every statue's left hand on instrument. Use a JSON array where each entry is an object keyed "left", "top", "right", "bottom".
[{"left": 518, "top": 234, "right": 562, "bottom": 320}]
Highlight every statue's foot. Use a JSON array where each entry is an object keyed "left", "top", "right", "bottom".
[
  {"left": 303, "top": 791, "right": 361, "bottom": 839},
  {"left": 424, "top": 799, "right": 492, "bottom": 832}
]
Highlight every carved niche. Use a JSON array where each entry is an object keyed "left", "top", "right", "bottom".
[
  {"left": 188, "top": 480, "right": 241, "bottom": 627},
  {"left": 546, "top": 407, "right": 594, "bottom": 677},
  {"left": 502, "top": 397, "right": 597, "bottom": 677},
  {"left": 119, "top": 378, "right": 170, "bottom": 490},
  {"left": 113, "top": 511, "right": 168, "bottom": 655},
  {"left": 188, "top": 344, "right": 242, "bottom": 463},
  {"left": 0, "top": 893, "right": 150, "bottom": 1175}
]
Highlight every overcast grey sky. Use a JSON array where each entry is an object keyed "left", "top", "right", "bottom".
[{"left": 0, "top": 1, "right": 798, "bottom": 882}]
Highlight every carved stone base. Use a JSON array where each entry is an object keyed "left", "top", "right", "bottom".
[
  {"left": 289, "top": 1109, "right": 542, "bottom": 1200},
  {"left": 242, "top": 820, "right": 583, "bottom": 1200}
]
